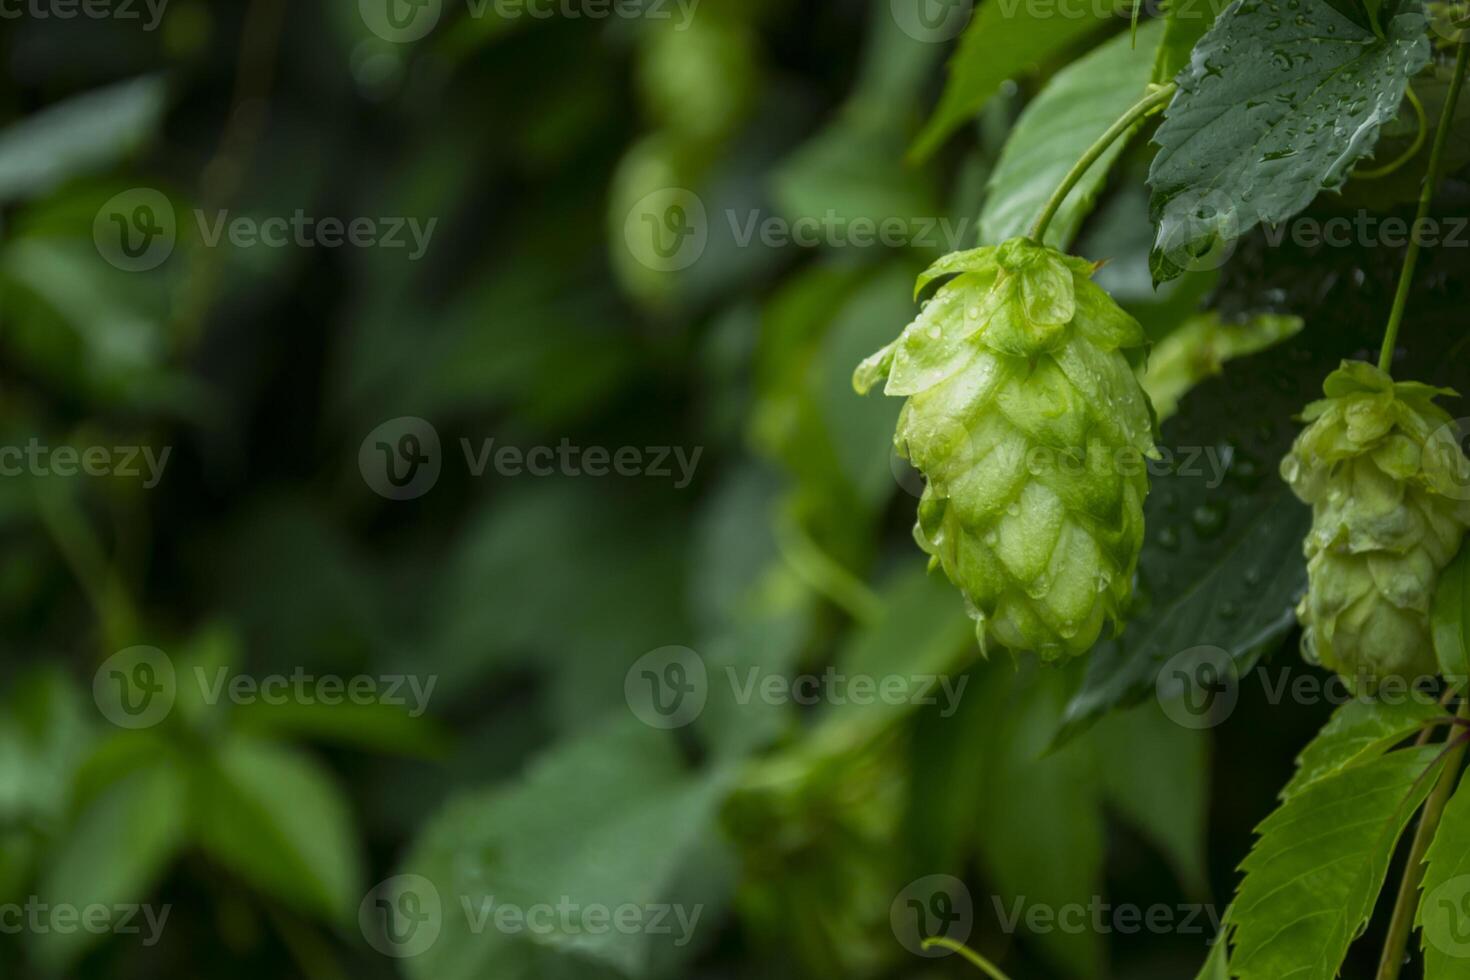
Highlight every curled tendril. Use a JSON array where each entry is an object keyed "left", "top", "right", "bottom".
[
  {"left": 920, "top": 938, "right": 1015, "bottom": 980},
  {"left": 1353, "top": 85, "right": 1428, "bottom": 180}
]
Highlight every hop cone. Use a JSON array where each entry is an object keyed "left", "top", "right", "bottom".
[
  {"left": 1282, "top": 360, "right": 1470, "bottom": 682},
  {"left": 854, "top": 237, "right": 1155, "bottom": 661}
]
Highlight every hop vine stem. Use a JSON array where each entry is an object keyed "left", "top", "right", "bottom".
[
  {"left": 1376, "top": 699, "right": 1470, "bottom": 980},
  {"left": 1029, "top": 82, "right": 1177, "bottom": 243},
  {"left": 1377, "top": 42, "right": 1470, "bottom": 374}
]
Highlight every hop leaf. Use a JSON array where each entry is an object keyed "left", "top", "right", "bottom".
[
  {"left": 854, "top": 237, "right": 1156, "bottom": 661},
  {"left": 1281, "top": 360, "right": 1470, "bottom": 683}
]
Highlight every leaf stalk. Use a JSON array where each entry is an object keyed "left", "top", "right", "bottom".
[
  {"left": 1028, "top": 82, "right": 1177, "bottom": 243},
  {"left": 1375, "top": 700, "right": 1470, "bottom": 980},
  {"left": 1377, "top": 43, "right": 1470, "bottom": 374}
]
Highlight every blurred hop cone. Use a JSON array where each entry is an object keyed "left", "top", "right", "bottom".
[
  {"left": 854, "top": 236, "right": 1157, "bottom": 661},
  {"left": 1281, "top": 361, "right": 1470, "bottom": 685}
]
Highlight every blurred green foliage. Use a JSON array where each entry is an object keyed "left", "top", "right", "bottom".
[{"left": 1, "top": 1, "right": 1465, "bottom": 978}]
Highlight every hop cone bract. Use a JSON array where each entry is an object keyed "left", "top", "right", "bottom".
[
  {"left": 1282, "top": 360, "right": 1470, "bottom": 682},
  {"left": 854, "top": 237, "right": 1155, "bottom": 661}
]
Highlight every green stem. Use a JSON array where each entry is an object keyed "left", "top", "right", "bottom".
[
  {"left": 921, "top": 937, "right": 1015, "bottom": 980},
  {"left": 1378, "top": 44, "right": 1470, "bottom": 374},
  {"left": 34, "top": 486, "right": 137, "bottom": 650},
  {"left": 1029, "top": 82, "right": 1177, "bottom": 243},
  {"left": 1376, "top": 700, "right": 1470, "bottom": 980},
  {"left": 773, "top": 506, "right": 883, "bottom": 624}
]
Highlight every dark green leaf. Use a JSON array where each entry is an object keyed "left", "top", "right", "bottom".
[
  {"left": 800, "top": 566, "right": 971, "bottom": 759},
  {"left": 1282, "top": 696, "right": 1449, "bottom": 800},
  {"left": 403, "top": 718, "right": 734, "bottom": 980},
  {"left": 910, "top": 5, "right": 1113, "bottom": 163},
  {"left": 0, "top": 77, "right": 167, "bottom": 203},
  {"left": 194, "top": 736, "right": 363, "bottom": 923},
  {"left": 906, "top": 660, "right": 998, "bottom": 871},
  {"left": 1417, "top": 764, "right": 1470, "bottom": 976},
  {"left": 1141, "top": 311, "right": 1303, "bottom": 421},
  {"left": 1093, "top": 699, "right": 1211, "bottom": 895},
  {"left": 1195, "top": 911, "right": 1232, "bottom": 978},
  {"left": 0, "top": 669, "right": 89, "bottom": 825},
  {"left": 815, "top": 266, "right": 915, "bottom": 509},
  {"left": 231, "top": 700, "right": 451, "bottom": 759},
  {"left": 1230, "top": 745, "right": 1444, "bottom": 979},
  {"left": 1147, "top": 0, "right": 1430, "bottom": 282},
  {"left": 1153, "top": 0, "right": 1230, "bottom": 84},
  {"left": 1434, "top": 546, "right": 1470, "bottom": 687},
  {"left": 1060, "top": 338, "right": 1320, "bottom": 741},
  {"left": 975, "top": 664, "right": 1107, "bottom": 978},
  {"left": 774, "top": 0, "right": 942, "bottom": 231},
  {"left": 980, "top": 21, "right": 1165, "bottom": 249},
  {"left": 1342, "top": 66, "right": 1470, "bottom": 211},
  {"left": 33, "top": 762, "right": 186, "bottom": 969}
]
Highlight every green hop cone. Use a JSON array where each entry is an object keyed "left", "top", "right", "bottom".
[
  {"left": 854, "top": 236, "right": 1156, "bottom": 661},
  {"left": 1281, "top": 360, "right": 1470, "bottom": 683}
]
